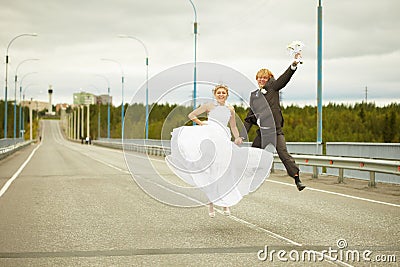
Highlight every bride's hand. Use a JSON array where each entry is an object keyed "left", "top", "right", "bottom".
[{"left": 234, "top": 137, "right": 243, "bottom": 145}]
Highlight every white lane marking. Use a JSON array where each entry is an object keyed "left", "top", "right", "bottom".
[
  {"left": 267, "top": 180, "right": 400, "bottom": 208},
  {"left": 125, "top": 153, "right": 400, "bottom": 208},
  {"left": 0, "top": 121, "right": 46, "bottom": 198},
  {"left": 224, "top": 212, "right": 302, "bottom": 246},
  {"left": 83, "top": 145, "right": 400, "bottom": 211},
  {"left": 49, "top": 129, "right": 353, "bottom": 265},
  {"left": 87, "top": 156, "right": 129, "bottom": 174},
  {"left": 77, "top": 147, "right": 304, "bottom": 247},
  {"left": 132, "top": 172, "right": 303, "bottom": 246},
  {"left": 0, "top": 143, "right": 42, "bottom": 198},
  {"left": 92, "top": 157, "right": 353, "bottom": 266}
]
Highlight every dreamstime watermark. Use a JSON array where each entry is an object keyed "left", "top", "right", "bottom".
[{"left": 257, "top": 239, "right": 397, "bottom": 263}]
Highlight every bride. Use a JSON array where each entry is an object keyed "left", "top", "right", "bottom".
[{"left": 166, "top": 85, "right": 273, "bottom": 218}]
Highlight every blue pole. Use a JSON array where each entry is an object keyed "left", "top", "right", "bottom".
[
  {"left": 13, "top": 74, "right": 17, "bottom": 138},
  {"left": 121, "top": 75, "right": 124, "bottom": 141},
  {"left": 4, "top": 55, "right": 8, "bottom": 139},
  {"left": 22, "top": 94, "right": 25, "bottom": 139},
  {"left": 188, "top": 0, "right": 198, "bottom": 125},
  {"left": 107, "top": 86, "right": 110, "bottom": 139},
  {"left": 317, "top": 0, "right": 323, "bottom": 144},
  {"left": 145, "top": 57, "right": 149, "bottom": 139},
  {"left": 3, "top": 33, "right": 38, "bottom": 139},
  {"left": 19, "top": 85, "right": 22, "bottom": 138},
  {"left": 193, "top": 21, "right": 197, "bottom": 115},
  {"left": 117, "top": 36, "right": 149, "bottom": 139},
  {"left": 98, "top": 103, "right": 100, "bottom": 139}
]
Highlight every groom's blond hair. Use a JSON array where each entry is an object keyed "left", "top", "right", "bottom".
[{"left": 256, "top": 69, "right": 274, "bottom": 80}]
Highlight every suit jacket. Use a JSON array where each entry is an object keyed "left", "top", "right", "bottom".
[{"left": 244, "top": 65, "right": 296, "bottom": 135}]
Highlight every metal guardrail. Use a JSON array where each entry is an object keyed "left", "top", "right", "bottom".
[
  {"left": 94, "top": 140, "right": 171, "bottom": 157},
  {"left": 0, "top": 138, "right": 24, "bottom": 148},
  {"left": 289, "top": 154, "right": 400, "bottom": 187},
  {"left": 93, "top": 139, "right": 400, "bottom": 187},
  {"left": 0, "top": 139, "right": 34, "bottom": 160}
]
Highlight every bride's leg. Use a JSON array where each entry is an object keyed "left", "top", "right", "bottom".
[
  {"left": 209, "top": 203, "right": 215, "bottom": 218},
  {"left": 223, "top": 206, "right": 231, "bottom": 216}
]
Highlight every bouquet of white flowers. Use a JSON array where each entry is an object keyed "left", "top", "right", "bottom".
[{"left": 287, "top": 40, "right": 304, "bottom": 64}]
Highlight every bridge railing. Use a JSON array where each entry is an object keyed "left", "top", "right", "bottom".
[
  {"left": 0, "top": 138, "right": 33, "bottom": 160},
  {"left": 93, "top": 139, "right": 400, "bottom": 187}
]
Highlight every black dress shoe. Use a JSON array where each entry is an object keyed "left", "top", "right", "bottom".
[{"left": 295, "top": 181, "right": 306, "bottom": 191}]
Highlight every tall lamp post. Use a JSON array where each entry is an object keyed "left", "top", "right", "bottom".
[
  {"left": 86, "top": 85, "right": 103, "bottom": 140},
  {"left": 19, "top": 72, "right": 38, "bottom": 138},
  {"left": 15, "top": 59, "right": 39, "bottom": 139},
  {"left": 101, "top": 58, "right": 125, "bottom": 140},
  {"left": 317, "top": 0, "right": 323, "bottom": 151},
  {"left": 95, "top": 75, "right": 111, "bottom": 139},
  {"left": 3, "top": 33, "right": 38, "bottom": 138},
  {"left": 22, "top": 83, "right": 38, "bottom": 140},
  {"left": 188, "top": 0, "right": 198, "bottom": 120},
  {"left": 118, "top": 35, "right": 149, "bottom": 139}
]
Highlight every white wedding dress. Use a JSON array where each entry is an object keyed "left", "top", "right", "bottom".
[{"left": 165, "top": 104, "right": 273, "bottom": 207}]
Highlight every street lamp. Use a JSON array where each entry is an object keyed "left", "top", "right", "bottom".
[
  {"left": 101, "top": 58, "right": 125, "bottom": 140},
  {"left": 188, "top": 0, "right": 198, "bottom": 122},
  {"left": 15, "top": 59, "right": 39, "bottom": 139},
  {"left": 86, "top": 85, "right": 103, "bottom": 140},
  {"left": 19, "top": 72, "right": 38, "bottom": 138},
  {"left": 95, "top": 74, "right": 111, "bottom": 139},
  {"left": 317, "top": 0, "right": 323, "bottom": 150},
  {"left": 22, "top": 83, "right": 38, "bottom": 140},
  {"left": 118, "top": 35, "right": 149, "bottom": 139},
  {"left": 3, "top": 33, "right": 38, "bottom": 138}
]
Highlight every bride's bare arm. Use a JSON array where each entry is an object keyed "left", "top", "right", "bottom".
[
  {"left": 188, "top": 103, "right": 210, "bottom": 125},
  {"left": 228, "top": 106, "right": 243, "bottom": 145}
]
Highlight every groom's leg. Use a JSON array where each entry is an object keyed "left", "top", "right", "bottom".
[
  {"left": 251, "top": 131, "right": 262, "bottom": 148},
  {"left": 276, "top": 133, "right": 299, "bottom": 177}
]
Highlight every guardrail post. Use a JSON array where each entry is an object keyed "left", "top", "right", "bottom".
[
  {"left": 338, "top": 168, "right": 344, "bottom": 183},
  {"left": 368, "top": 172, "right": 376, "bottom": 187},
  {"left": 312, "top": 166, "right": 318, "bottom": 179}
]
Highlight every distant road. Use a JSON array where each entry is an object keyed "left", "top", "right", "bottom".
[{"left": 0, "top": 120, "right": 398, "bottom": 266}]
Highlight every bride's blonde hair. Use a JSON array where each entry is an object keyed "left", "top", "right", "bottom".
[{"left": 212, "top": 84, "right": 229, "bottom": 96}]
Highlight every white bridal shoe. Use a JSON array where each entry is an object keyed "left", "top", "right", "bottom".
[
  {"left": 223, "top": 207, "right": 231, "bottom": 216},
  {"left": 209, "top": 204, "right": 215, "bottom": 218}
]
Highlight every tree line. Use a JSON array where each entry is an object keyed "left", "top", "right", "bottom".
[
  {"left": 0, "top": 101, "right": 40, "bottom": 139},
  {"left": 2, "top": 100, "right": 398, "bottom": 143},
  {"left": 67, "top": 102, "right": 399, "bottom": 143}
]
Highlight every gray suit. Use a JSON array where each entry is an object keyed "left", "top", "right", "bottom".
[{"left": 244, "top": 65, "right": 299, "bottom": 178}]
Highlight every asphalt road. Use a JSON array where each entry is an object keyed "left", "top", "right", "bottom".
[{"left": 0, "top": 120, "right": 399, "bottom": 267}]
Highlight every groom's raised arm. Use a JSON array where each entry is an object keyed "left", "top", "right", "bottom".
[{"left": 272, "top": 65, "right": 297, "bottom": 91}]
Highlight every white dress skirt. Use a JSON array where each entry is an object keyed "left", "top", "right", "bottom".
[{"left": 165, "top": 105, "right": 273, "bottom": 207}]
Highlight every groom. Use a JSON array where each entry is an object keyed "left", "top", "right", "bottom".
[{"left": 243, "top": 58, "right": 306, "bottom": 191}]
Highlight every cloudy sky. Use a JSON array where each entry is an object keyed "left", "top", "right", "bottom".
[{"left": 1, "top": 0, "right": 399, "bottom": 107}]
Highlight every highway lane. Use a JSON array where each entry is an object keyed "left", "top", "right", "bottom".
[{"left": 0, "top": 120, "right": 398, "bottom": 266}]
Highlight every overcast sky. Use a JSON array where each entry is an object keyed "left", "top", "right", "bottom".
[{"left": 1, "top": 0, "right": 399, "bottom": 107}]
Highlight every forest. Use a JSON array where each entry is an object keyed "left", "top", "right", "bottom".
[{"left": 1, "top": 101, "right": 399, "bottom": 143}]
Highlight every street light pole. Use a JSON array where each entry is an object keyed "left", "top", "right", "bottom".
[
  {"left": 317, "top": 0, "right": 323, "bottom": 149},
  {"left": 118, "top": 35, "right": 149, "bottom": 139},
  {"left": 19, "top": 72, "right": 38, "bottom": 138},
  {"left": 101, "top": 58, "right": 125, "bottom": 140},
  {"left": 3, "top": 33, "right": 38, "bottom": 139},
  {"left": 15, "top": 59, "right": 39, "bottom": 139},
  {"left": 188, "top": 0, "right": 198, "bottom": 122},
  {"left": 95, "top": 75, "right": 111, "bottom": 139},
  {"left": 22, "top": 82, "right": 38, "bottom": 140}
]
